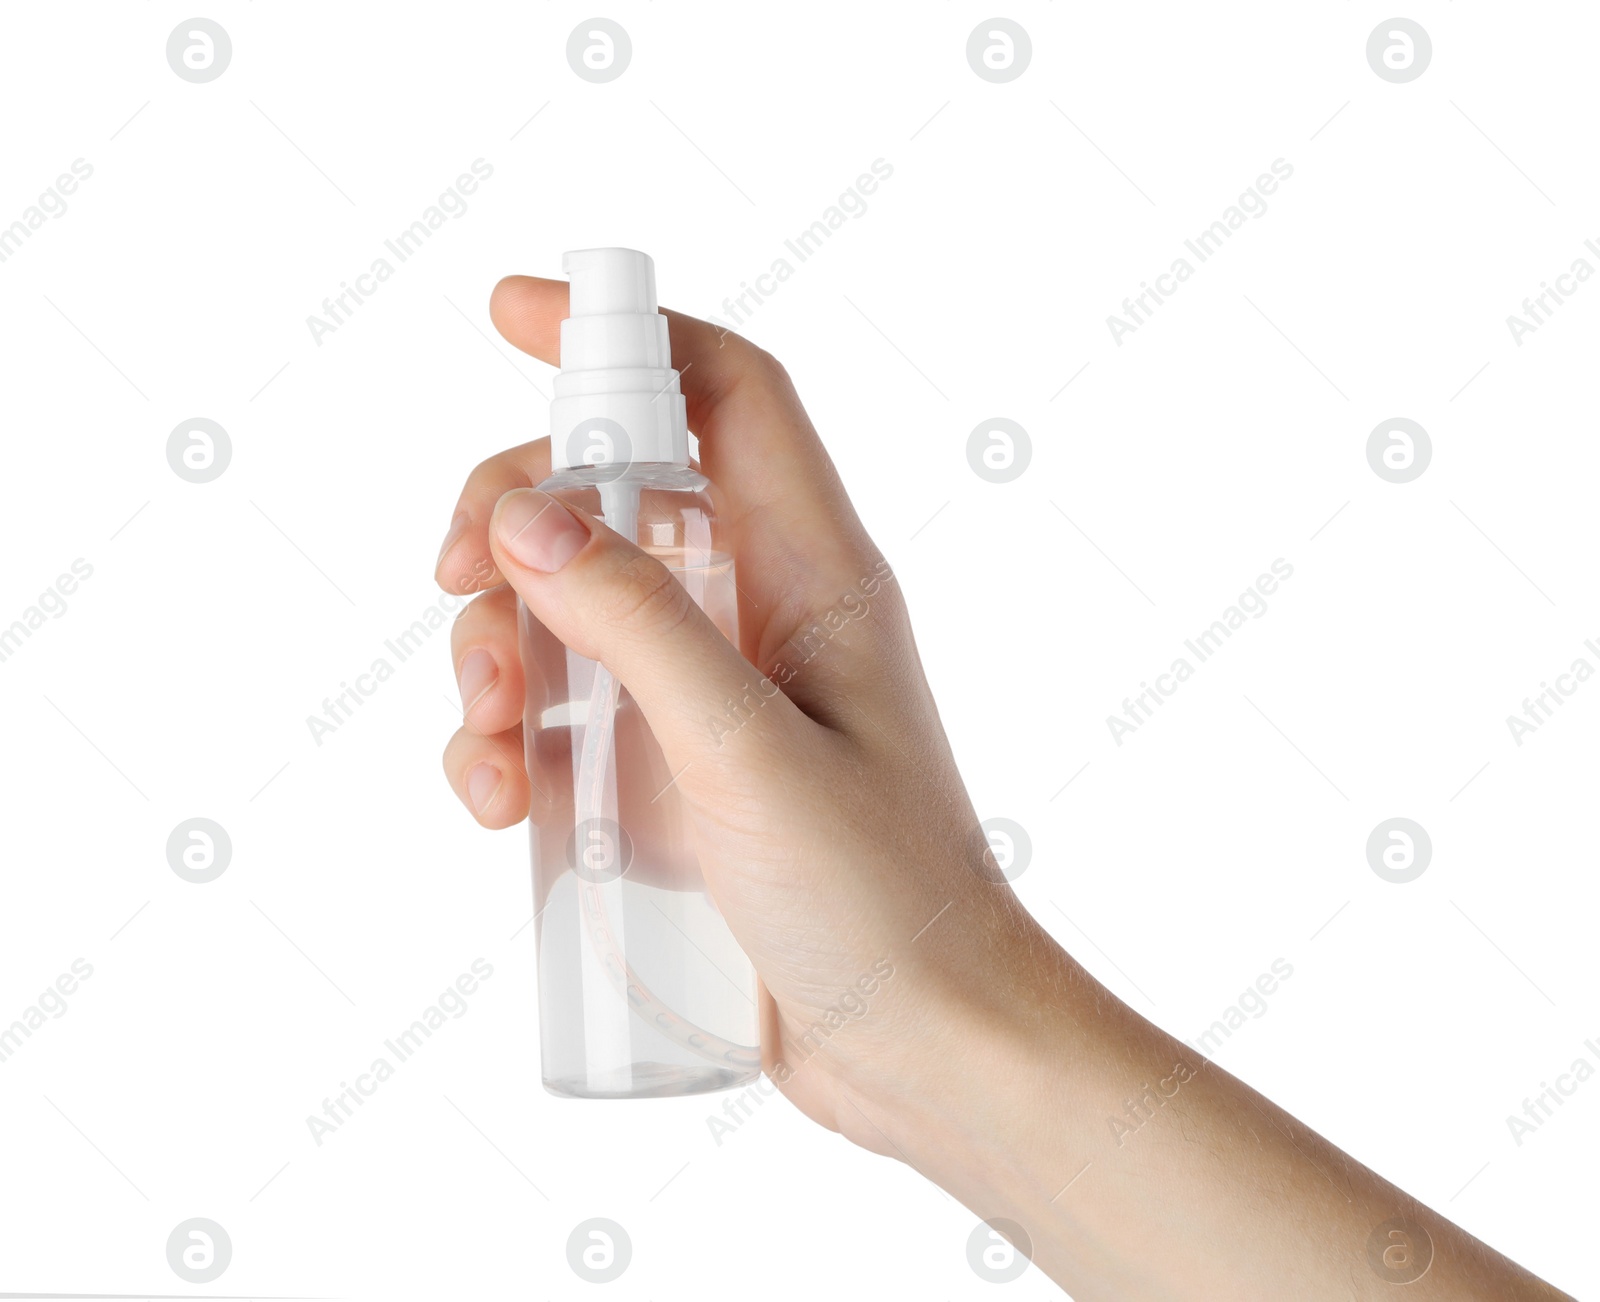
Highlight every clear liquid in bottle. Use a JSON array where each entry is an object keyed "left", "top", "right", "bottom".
[{"left": 520, "top": 466, "right": 762, "bottom": 1099}]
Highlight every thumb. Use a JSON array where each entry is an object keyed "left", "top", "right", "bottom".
[{"left": 487, "top": 487, "right": 797, "bottom": 765}]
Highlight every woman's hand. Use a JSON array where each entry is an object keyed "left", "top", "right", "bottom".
[
  {"left": 436, "top": 274, "right": 1042, "bottom": 1151},
  {"left": 436, "top": 274, "right": 1570, "bottom": 1302}
]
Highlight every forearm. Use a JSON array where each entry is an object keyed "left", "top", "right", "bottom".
[{"left": 866, "top": 925, "right": 1569, "bottom": 1301}]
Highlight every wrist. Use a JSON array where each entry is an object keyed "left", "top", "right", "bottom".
[
  {"left": 846, "top": 911, "right": 1177, "bottom": 1292},
  {"left": 854, "top": 910, "right": 1097, "bottom": 1183}
]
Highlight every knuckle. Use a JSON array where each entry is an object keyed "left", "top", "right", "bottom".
[
  {"left": 466, "top": 451, "right": 504, "bottom": 487},
  {"left": 752, "top": 345, "right": 791, "bottom": 386},
  {"left": 600, "top": 554, "right": 694, "bottom": 639},
  {"left": 467, "top": 441, "right": 549, "bottom": 491},
  {"left": 449, "top": 583, "right": 511, "bottom": 649}
]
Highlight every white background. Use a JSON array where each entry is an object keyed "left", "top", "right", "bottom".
[{"left": 1, "top": 3, "right": 1596, "bottom": 1297}]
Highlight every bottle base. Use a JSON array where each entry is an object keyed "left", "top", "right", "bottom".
[{"left": 542, "top": 1062, "right": 761, "bottom": 1100}]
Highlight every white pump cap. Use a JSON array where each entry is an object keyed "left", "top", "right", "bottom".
[{"left": 549, "top": 248, "right": 689, "bottom": 473}]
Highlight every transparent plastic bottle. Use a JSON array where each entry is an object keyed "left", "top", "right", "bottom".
[{"left": 521, "top": 250, "right": 761, "bottom": 1098}]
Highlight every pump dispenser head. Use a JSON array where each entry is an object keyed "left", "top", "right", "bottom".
[{"left": 549, "top": 248, "right": 689, "bottom": 473}]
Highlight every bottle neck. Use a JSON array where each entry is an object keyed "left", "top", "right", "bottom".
[
  {"left": 540, "top": 461, "right": 705, "bottom": 493},
  {"left": 549, "top": 373, "right": 689, "bottom": 472}
]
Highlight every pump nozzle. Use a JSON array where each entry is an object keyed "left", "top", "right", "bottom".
[
  {"left": 563, "top": 247, "right": 657, "bottom": 317},
  {"left": 550, "top": 247, "right": 688, "bottom": 470}
]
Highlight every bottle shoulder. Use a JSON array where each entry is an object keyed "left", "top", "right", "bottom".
[
  {"left": 537, "top": 463, "right": 726, "bottom": 552},
  {"left": 538, "top": 463, "right": 709, "bottom": 495}
]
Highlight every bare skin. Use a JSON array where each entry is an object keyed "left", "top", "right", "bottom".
[{"left": 437, "top": 274, "right": 1571, "bottom": 1301}]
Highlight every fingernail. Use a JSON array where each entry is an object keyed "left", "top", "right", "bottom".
[
  {"left": 458, "top": 648, "right": 498, "bottom": 718},
  {"left": 437, "top": 510, "right": 469, "bottom": 566},
  {"left": 467, "top": 763, "right": 502, "bottom": 816},
  {"left": 497, "top": 490, "right": 587, "bottom": 573}
]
